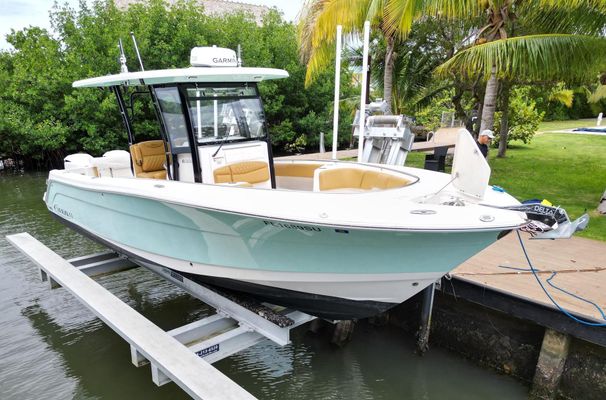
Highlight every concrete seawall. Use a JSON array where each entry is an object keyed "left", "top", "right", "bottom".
[{"left": 387, "top": 287, "right": 606, "bottom": 399}]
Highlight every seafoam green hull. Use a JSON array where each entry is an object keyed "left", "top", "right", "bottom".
[{"left": 46, "top": 180, "right": 499, "bottom": 275}]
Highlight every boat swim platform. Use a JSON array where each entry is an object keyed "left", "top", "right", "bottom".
[
  {"left": 6, "top": 232, "right": 315, "bottom": 400},
  {"left": 446, "top": 232, "right": 606, "bottom": 346}
]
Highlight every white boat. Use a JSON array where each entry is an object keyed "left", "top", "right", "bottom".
[{"left": 44, "top": 46, "right": 583, "bottom": 320}]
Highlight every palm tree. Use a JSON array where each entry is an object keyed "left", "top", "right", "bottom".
[
  {"left": 298, "top": 1, "right": 483, "bottom": 114},
  {"left": 386, "top": 0, "right": 606, "bottom": 156},
  {"left": 298, "top": 0, "right": 402, "bottom": 113},
  {"left": 301, "top": 1, "right": 606, "bottom": 157}
]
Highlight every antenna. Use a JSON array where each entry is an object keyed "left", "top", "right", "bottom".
[
  {"left": 237, "top": 44, "right": 242, "bottom": 67},
  {"left": 130, "top": 32, "right": 145, "bottom": 71},
  {"left": 118, "top": 38, "right": 128, "bottom": 74}
]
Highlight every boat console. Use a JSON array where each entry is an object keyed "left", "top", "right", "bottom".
[{"left": 69, "top": 45, "right": 289, "bottom": 188}]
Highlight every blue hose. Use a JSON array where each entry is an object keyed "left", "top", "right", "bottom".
[{"left": 515, "top": 230, "right": 606, "bottom": 327}]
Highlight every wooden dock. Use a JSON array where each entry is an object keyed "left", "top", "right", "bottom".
[
  {"left": 278, "top": 138, "right": 457, "bottom": 161},
  {"left": 452, "top": 232, "right": 606, "bottom": 323}
]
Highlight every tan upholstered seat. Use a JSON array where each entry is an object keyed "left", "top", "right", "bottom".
[
  {"left": 274, "top": 162, "right": 324, "bottom": 178},
  {"left": 130, "top": 140, "right": 167, "bottom": 180},
  {"left": 213, "top": 161, "right": 270, "bottom": 184},
  {"left": 360, "top": 170, "right": 410, "bottom": 190},
  {"left": 318, "top": 167, "right": 410, "bottom": 191}
]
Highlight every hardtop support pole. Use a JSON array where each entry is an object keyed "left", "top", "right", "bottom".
[
  {"left": 177, "top": 85, "right": 202, "bottom": 183},
  {"left": 256, "top": 83, "right": 277, "bottom": 189},
  {"left": 113, "top": 86, "right": 136, "bottom": 145},
  {"left": 148, "top": 86, "right": 175, "bottom": 180}
]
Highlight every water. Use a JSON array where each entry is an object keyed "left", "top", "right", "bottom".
[{"left": 0, "top": 172, "right": 530, "bottom": 399}]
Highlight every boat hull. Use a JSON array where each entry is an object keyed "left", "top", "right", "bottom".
[{"left": 46, "top": 178, "right": 503, "bottom": 319}]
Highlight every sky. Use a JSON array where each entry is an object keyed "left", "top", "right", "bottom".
[{"left": 0, "top": 0, "right": 304, "bottom": 49}]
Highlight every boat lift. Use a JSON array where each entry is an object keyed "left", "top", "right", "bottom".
[
  {"left": 7, "top": 232, "right": 315, "bottom": 400},
  {"left": 352, "top": 107, "right": 416, "bottom": 166}
]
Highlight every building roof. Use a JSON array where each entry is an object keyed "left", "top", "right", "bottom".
[{"left": 115, "top": 0, "right": 270, "bottom": 25}]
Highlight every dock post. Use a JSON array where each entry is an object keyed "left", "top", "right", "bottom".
[
  {"left": 416, "top": 283, "right": 435, "bottom": 354},
  {"left": 530, "top": 328, "right": 571, "bottom": 400},
  {"left": 331, "top": 320, "right": 355, "bottom": 346}
]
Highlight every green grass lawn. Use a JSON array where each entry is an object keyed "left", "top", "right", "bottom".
[
  {"left": 538, "top": 118, "right": 598, "bottom": 132},
  {"left": 349, "top": 124, "right": 605, "bottom": 240},
  {"left": 404, "top": 151, "right": 425, "bottom": 168},
  {"left": 404, "top": 130, "right": 606, "bottom": 241},
  {"left": 488, "top": 133, "right": 606, "bottom": 241}
]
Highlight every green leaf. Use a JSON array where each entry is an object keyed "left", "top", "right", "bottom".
[{"left": 436, "top": 34, "right": 606, "bottom": 83}]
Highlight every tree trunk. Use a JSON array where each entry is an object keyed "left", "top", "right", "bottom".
[
  {"left": 475, "top": 102, "right": 483, "bottom": 137},
  {"left": 479, "top": 65, "right": 499, "bottom": 133},
  {"left": 497, "top": 82, "right": 511, "bottom": 158},
  {"left": 383, "top": 36, "right": 395, "bottom": 114},
  {"left": 598, "top": 189, "right": 606, "bottom": 214},
  {"left": 452, "top": 83, "right": 472, "bottom": 131}
]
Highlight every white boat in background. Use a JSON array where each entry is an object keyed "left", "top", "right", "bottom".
[{"left": 44, "top": 46, "right": 586, "bottom": 320}]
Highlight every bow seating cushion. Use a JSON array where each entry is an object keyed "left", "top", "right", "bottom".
[
  {"left": 318, "top": 168, "right": 410, "bottom": 191},
  {"left": 274, "top": 162, "right": 324, "bottom": 178}
]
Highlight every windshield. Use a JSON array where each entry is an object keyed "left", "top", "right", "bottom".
[
  {"left": 185, "top": 85, "right": 266, "bottom": 144},
  {"left": 155, "top": 87, "right": 190, "bottom": 151}
]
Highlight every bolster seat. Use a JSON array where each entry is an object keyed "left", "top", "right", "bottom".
[
  {"left": 130, "top": 140, "right": 167, "bottom": 180},
  {"left": 213, "top": 161, "right": 270, "bottom": 185}
]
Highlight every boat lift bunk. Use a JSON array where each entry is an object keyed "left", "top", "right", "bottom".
[{"left": 7, "top": 232, "right": 315, "bottom": 399}]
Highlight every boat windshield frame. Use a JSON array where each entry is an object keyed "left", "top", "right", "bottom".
[
  {"left": 147, "top": 81, "right": 274, "bottom": 184},
  {"left": 153, "top": 82, "right": 269, "bottom": 148}
]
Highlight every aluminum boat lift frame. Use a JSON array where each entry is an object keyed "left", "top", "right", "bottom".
[{"left": 7, "top": 232, "right": 315, "bottom": 400}]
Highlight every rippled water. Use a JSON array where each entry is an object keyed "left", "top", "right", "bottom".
[{"left": 0, "top": 172, "right": 529, "bottom": 399}]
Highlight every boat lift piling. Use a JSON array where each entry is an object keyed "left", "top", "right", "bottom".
[
  {"left": 415, "top": 283, "right": 436, "bottom": 354},
  {"left": 331, "top": 25, "right": 342, "bottom": 160},
  {"left": 7, "top": 232, "right": 315, "bottom": 399}
]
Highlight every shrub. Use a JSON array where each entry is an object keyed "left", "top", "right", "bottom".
[
  {"left": 413, "top": 90, "right": 455, "bottom": 131},
  {"left": 494, "top": 88, "right": 544, "bottom": 146},
  {"left": 269, "top": 120, "right": 297, "bottom": 153},
  {"left": 285, "top": 135, "right": 307, "bottom": 154}
]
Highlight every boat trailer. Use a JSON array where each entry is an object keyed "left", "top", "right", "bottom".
[{"left": 7, "top": 232, "right": 315, "bottom": 400}]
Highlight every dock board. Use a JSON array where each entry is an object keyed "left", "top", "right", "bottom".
[{"left": 452, "top": 232, "right": 606, "bottom": 323}]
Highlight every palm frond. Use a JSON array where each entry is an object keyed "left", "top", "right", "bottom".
[
  {"left": 589, "top": 85, "right": 606, "bottom": 103},
  {"left": 298, "top": 0, "right": 333, "bottom": 64},
  {"left": 383, "top": 0, "right": 481, "bottom": 38},
  {"left": 549, "top": 89, "right": 574, "bottom": 107},
  {"left": 535, "top": 0, "right": 606, "bottom": 13},
  {"left": 406, "top": 82, "right": 453, "bottom": 111},
  {"left": 298, "top": 0, "right": 371, "bottom": 86},
  {"left": 304, "top": 41, "right": 335, "bottom": 86},
  {"left": 520, "top": 2, "right": 606, "bottom": 36},
  {"left": 436, "top": 34, "right": 606, "bottom": 83}
]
